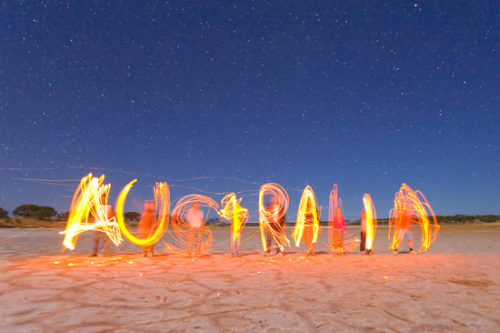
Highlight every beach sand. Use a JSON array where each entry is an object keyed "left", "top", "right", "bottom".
[{"left": 0, "top": 224, "right": 499, "bottom": 332}]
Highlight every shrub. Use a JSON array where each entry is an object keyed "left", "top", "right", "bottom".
[{"left": 0, "top": 207, "right": 8, "bottom": 218}]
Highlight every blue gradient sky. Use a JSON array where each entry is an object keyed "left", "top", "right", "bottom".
[{"left": 1, "top": 1, "right": 498, "bottom": 221}]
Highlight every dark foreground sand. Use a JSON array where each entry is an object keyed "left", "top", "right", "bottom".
[{"left": 0, "top": 224, "right": 499, "bottom": 332}]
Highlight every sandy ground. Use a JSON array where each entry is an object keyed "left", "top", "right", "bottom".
[{"left": 0, "top": 224, "right": 499, "bottom": 332}]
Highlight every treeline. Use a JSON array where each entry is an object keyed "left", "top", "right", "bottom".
[
  {"left": 345, "top": 215, "right": 500, "bottom": 225},
  {"left": 1, "top": 205, "right": 499, "bottom": 225},
  {"left": 0, "top": 205, "right": 141, "bottom": 222},
  {"left": 433, "top": 215, "right": 500, "bottom": 223},
  {"left": 1, "top": 204, "right": 57, "bottom": 220}
]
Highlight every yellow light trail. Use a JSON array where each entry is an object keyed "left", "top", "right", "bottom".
[
  {"left": 292, "top": 185, "right": 320, "bottom": 248},
  {"left": 218, "top": 193, "right": 248, "bottom": 242},
  {"left": 388, "top": 183, "right": 440, "bottom": 253},
  {"left": 258, "top": 183, "right": 290, "bottom": 252},
  {"left": 60, "top": 174, "right": 122, "bottom": 250},
  {"left": 115, "top": 180, "right": 170, "bottom": 247},
  {"left": 166, "top": 195, "right": 218, "bottom": 255},
  {"left": 362, "top": 193, "right": 377, "bottom": 252}
]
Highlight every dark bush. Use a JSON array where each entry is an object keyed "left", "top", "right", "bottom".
[
  {"left": 0, "top": 207, "right": 8, "bottom": 219},
  {"left": 125, "top": 212, "right": 141, "bottom": 221}
]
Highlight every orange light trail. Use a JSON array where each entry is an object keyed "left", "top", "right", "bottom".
[
  {"left": 362, "top": 193, "right": 377, "bottom": 252},
  {"left": 388, "top": 183, "right": 440, "bottom": 253},
  {"left": 218, "top": 193, "right": 248, "bottom": 242},
  {"left": 115, "top": 180, "right": 170, "bottom": 247},
  {"left": 166, "top": 195, "right": 218, "bottom": 255},
  {"left": 258, "top": 183, "right": 290, "bottom": 252},
  {"left": 328, "top": 184, "right": 342, "bottom": 252},
  {"left": 292, "top": 185, "right": 320, "bottom": 247},
  {"left": 60, "top": 174, "right": 122, "bottom": 250},
  {"left": 328, "top": 184, "right": 356, "bottom": 254}
]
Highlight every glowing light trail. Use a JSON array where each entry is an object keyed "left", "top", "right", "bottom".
[
  {"left": 166, "top": 195, "right": 218, "bottom": 255},
  {"left": 60, "top": 174, "right": 122, "bottom": 250},
  {"left": 328, "top": 184, "right": 356, "bottom": 254},
  {"left": 328, "top": 184, "right": 342, "bottom": 252},
  {"left": 362, "top": 193, "right": 377, "bottom": 252},
  {"left": 388, "top": 183, "right": 440, "bottom": 253},
  {"left": 292, "top": 186, "right": 320, "bottom": 249},
  {"left": 218, "top": 193, "right": 248, "bottom": 242},
  {"left": 115, "top": 180, "right": 170, "bottom": 247},
  {"left": 258, "top": 183, "right": 290, "bottom": 252}
]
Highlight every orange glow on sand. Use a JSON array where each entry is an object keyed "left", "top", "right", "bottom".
[
  {"left": 218, "top": 193, "right": 249, "bottom": 242},
  {"left": 292, "top": 185, "right": 320, "bottom": 248},
  {"left": 116, "top": 180, "right": 170, "bottom": 247},
  {"left": 388, "top": 183, "right": 440, "bottom": 253},
  {"left": 60, "top": 174, "right": 122, "bottom": 250},
  {"left": 166, "top": 195, "right": 219, "bottom": 256},
  {"left": 258, "top": 183, "right": 290, "bottom": 252},
  {"left": 362, "top": 193, "right": 377, "bottom": 252}
]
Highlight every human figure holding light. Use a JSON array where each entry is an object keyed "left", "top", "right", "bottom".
[
  {"left": 393, "top": 209, "right": 415, "bottom": 255},
  {"left": 186, "top": 202, "right": 204, "bottom": 257},
  {"left": 90, "top": 194, "right": 114, "bottom": 257},
  {"left": 332, "top": 207, "right": 347, "bottom": 254},
  {"left": 138, "top": 200, "right": 156, "bottom": 257},
  {"left": 264, "top": 196, "right": 287, "bottom": 256}
]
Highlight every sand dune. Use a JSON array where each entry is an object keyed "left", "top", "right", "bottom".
[{"left": 0, "top": 224, "right": 499, "bottom": 332}]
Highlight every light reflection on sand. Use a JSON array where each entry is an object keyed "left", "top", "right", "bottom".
[{"left": 0, "top": 224, "right": 499, "bottom": 331}]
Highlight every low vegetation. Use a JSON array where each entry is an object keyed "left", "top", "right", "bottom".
[{"left": 0, "top": 204, "right": 498, "bottom": 228}]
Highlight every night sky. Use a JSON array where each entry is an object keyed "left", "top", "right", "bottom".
[{"left": 1, "top": 1, "right": 498, "bottom": 221}]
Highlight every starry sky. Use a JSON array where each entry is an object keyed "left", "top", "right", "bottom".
[{"left": 0, "top": 1, "right": 498, "bottom": 221}]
